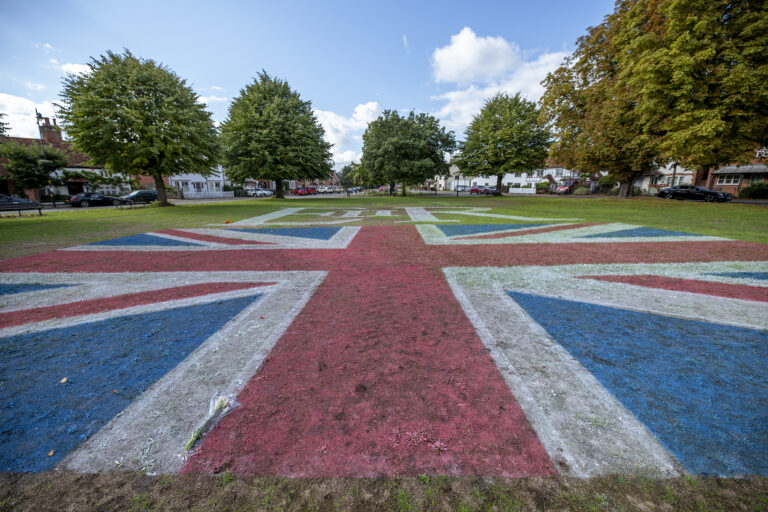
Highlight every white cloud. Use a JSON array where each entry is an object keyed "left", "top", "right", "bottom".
[
  {"left": 314, "top": 101, "right": 380, "bottom": 168},
  {"left": 432, "top": 27, "right": 522, "bottom": 84},
  {"left": 24, "top": 82, "right": 46, "bottom": 91},
  {"left": 211, "top": 86, "right": 225, "bottom": 91},
  {"left": 402, "top": 35, "right": 408, "bottom": 50},
  {"left": 49, "top": 59, "right": 59, "bottom": 65},
  {"left": 34, "top": 42, "right": 59, "bottom": 54},
  {"left": 430, "top": 28, "right": 569, "bottom": 133},
  {"left": 60, "top": 63, "right": 90, "bottom": 75},
  {"left": 0, "top": 93, "right": 57, "bottom": 138},
  {"left": 197, "top": 95, "right": 228, "bottom": 104}
]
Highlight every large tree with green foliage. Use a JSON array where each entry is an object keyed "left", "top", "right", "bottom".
[
  {"left": 221, "top": 72, "right": 333, "bottom": 199},
  {"left": 57, "top": 50, "right": 218, "bottom": 205},
  {"left": 614, "top": 0, "right": 768, "bottom": 175},
  {"left": 361, "top": 110, "right": 455, "bottom": 196},
  {"left": 540, "top": 3, "right": 661, "bottom": 197},
  {"left": 456, "top": 93, "right": 551, "bottom": 193},
  {"left": 0, "top": 143, "right": 67, "bottom": 194}
]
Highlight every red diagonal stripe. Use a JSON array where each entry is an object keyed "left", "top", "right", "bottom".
[
  {"left": 156, "top": 230, "right": 275, "bottom": 245},
  {"left": 455, "top": 222, "right": 604, "bottom": 240},
  {"left": 580, "top": 275, "right": 768, "bottom": 302},
  {"left": 0, "top": 281, "right": 274, "bottom": 328}
]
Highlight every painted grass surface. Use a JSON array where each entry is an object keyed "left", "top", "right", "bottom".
[
  {"left": 1, "top": 196, "right": 767, "bottom": 259},
  {"left": 508, "top": 292, "right": 768, "bottom": 477},
  {"left": 0, "top": 472, "right": 766, "bottom": 512},
  {"left": 0, "top": 295, "right": 261, "bottom": 472}
]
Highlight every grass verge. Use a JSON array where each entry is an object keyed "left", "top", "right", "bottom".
[
  {"left": 1, "top": 196, "right": 766, "bottom": 260},
  {"left": 0, "top": 472, "right": 766, "bottom": 511}
]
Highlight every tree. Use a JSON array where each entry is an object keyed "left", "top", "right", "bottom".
[
  {"left": 57, "top": 50, "right": 218, "bottom": 205},
  {"left": 0, "top": 113, "right": 9, "bottom": 137},
  {"left": 615, "top": 0, "right": 768, "bottom": 175},
  {"left": 338, "top": 164, "right": 355, "bottom": 188},
  {"left": 540, "top": 4, "right": 662, "bottom": 197},
  {"left": 361, "top": 110, "right": 455, "bottom": 196},
  {"left": 220, "top": 72, "right": 333, "bottom": 199},
  {"left": 456, "top": 93, "right": 551, "bottom": 193},
  {"left": 0, "top": 143, "right": 67, "bottom": 193}
]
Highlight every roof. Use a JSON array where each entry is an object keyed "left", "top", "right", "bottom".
[
  {"left": 1, "top": 135, "right": 100, "bottom": 169},
  {"left": 713, "top": 164, "right": 768, "bottom": 175}
]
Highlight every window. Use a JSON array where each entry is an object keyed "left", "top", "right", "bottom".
[
  {"left": 716, "top": 175, "right": 740, "bottom": 185},
  {"left": 193, "top": 182, "right": 204, "bottom": 191}
]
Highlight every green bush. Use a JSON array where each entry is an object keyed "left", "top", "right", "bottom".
[
  {"left": 573, "top": 186, "right": 591, "bottom": 195},
  {"left": 536, "top": 181, "right": 550, "bottom": 190},
  {"left": 738, "top": 181, "right": 768, "bottom": 199},
  {"left": 521, "top": 183, "right": 532, "bottom": 188}
]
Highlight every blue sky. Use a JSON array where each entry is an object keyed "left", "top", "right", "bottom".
[{"left": 1, "top": 0, "right": 615, "bottom": 167}]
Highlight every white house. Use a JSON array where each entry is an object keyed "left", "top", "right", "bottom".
[
  {"left": 436, "top": 165, "right": 579, "bottom": 192},
  {"left": 636, "top": 163, "right": 695, "bottom": 194},
  {"left": 168, "top": 165, "right": 233, "bottom": 199}
]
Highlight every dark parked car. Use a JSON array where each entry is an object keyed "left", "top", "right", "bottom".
[
  {"left": 68, "top": 192, "right": 122, "bottom": 208},
  {"left": 0, "top": 194, "right": 40, "bottom": 206},
  {"left": 656, "top": 185, "right": 732, "bottom": 202},
  {"left": 120, "top": 190, "right": 158, "bottom": 204}
]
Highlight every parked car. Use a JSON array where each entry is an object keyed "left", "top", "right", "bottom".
[
  {"left": 454, "top": 185, "right": 469, "bottom": 192},
  {"left": 556, "top": 180, "right": 581, "bottom": 195},
  {"left": 0, "top": 194, "right": 40, "bottom": 206},
  {"left": 656, "top": 185, "right": 732, "bottom": 202},
  {"left": 292, "top": 188, "right": 308, "bottom": 196},
  {"left": 68, "top": 192, "right": 122, "bottom": 207},
  {"left": 247, "top": 187, "right": 274, "bottom": 197},
  {"left": 377, "top": 185, "right": 389, "bottom": 192},
  {"left": 470, "top": 186, "right": 492, "bottom": 195},
  {"left": 120, "top": 190, "right": 158, "bottom": 205},
  {"left": 317, "top": 185, "right": 333, "bottom": 194}
]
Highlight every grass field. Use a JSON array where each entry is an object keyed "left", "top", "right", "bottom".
[
  {"left": 1, "top": 195, "right": 766, "bottom": 511},
  {"left": 1, "top": 195, "right": 767, "bottom": 260}
]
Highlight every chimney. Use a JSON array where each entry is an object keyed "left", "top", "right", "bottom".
[{"left": 40, "top": 117, "right": 62, "bottom": 144}]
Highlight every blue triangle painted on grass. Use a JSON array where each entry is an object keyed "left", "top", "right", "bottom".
[
  {"left": 0, "top": 293, "right": 262, "bottom": 472},
  {"left": 581, "top": 227, "right": 702, "bottom": 238},
  {"left": 0, "top": 283, "right": 74, "bottom": 296},
  {"left": 88, "top": 233, "right": 205, "bottom": 246},
  {"left": 507, "top": 290, "right": 768, "bottom": 476},
  {"left": 228, "top": 227, "right": 342, "bottom": 240},
  {"left": 437, "top": 223, "right": 550, "bottom": 237}
]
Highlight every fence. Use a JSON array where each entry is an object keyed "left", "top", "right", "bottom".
[
  {"left": 507, "top": 187, "right": 537, "bottom": 195},
  {"left": 179, "top": 191, "right": 235, "bottom": 200}
]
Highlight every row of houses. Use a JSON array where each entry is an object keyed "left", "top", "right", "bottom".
[{"left": 438, "top": 157, "right": 767, "bottom": 196}]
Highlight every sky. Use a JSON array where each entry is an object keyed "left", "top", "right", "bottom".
[{"left": 0, "top": 0, "right": 616, "bottom": 168}]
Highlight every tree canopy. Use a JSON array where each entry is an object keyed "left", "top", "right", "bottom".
[
  {"left": 0, "top": 143, "right": 68, "bottom": 192},
  {"left": 0, "top": 113, "right": 8, "bottom": 137},
  {"left": 220, "top": 71, "right": 333, "bottom": 198},
  {"left": 57, "top": 50, "right": 219, "bottom": 205},
  {"left": 456, "top": 93, "right": 551, "bottom": 192},
  {"left": 540, "top": 4, "right": 662, "bottom": 197},
  {"left": 361, "top": 110, "right": 455, "bottom": 196},
  {"left": 540, "top": 0, "right": 767, "bottom": 196},
  {"left": 614, "top": 0, "right": 768, "bottom": 172}
]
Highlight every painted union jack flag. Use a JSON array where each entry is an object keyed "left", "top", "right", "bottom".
[{"left": 1, "top": 207, "right": 766, "bottom": 477}]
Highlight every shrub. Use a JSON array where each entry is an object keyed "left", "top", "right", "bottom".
[
  {"left": 573, "top": 186, "right": 591, "bottom": 195},
  {"left": 739, "top": 181, "right": 768, "bottom": 199},
  {"left": 521, "top": 183, "right": 532, "bottom": 188}
]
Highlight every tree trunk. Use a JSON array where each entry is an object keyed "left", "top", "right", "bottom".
[
  {"left": 401, "top": 183, "right": 406, "bottom": 196},
  {"left": 153, "top": 174, "right": 170, "bottom": 205},
  {"left": 275, "top": 178, "right": 284, "bottom": 199},
  {"left": 617, "top": 177, "right": 638, "bottom": 199},
  {"left": 496, "top": 174, "right": 503, "bottom": 195}
]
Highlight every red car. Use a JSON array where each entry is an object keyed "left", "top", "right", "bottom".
[
  {"left": 292, "top": 188, "right": 308, "bottom": 196},
  {"left": 470, "top": 186, "right": 491, "bottom": 195},
  {"left": 556, "top": 180, "right": 581, "bottom": 195}
]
